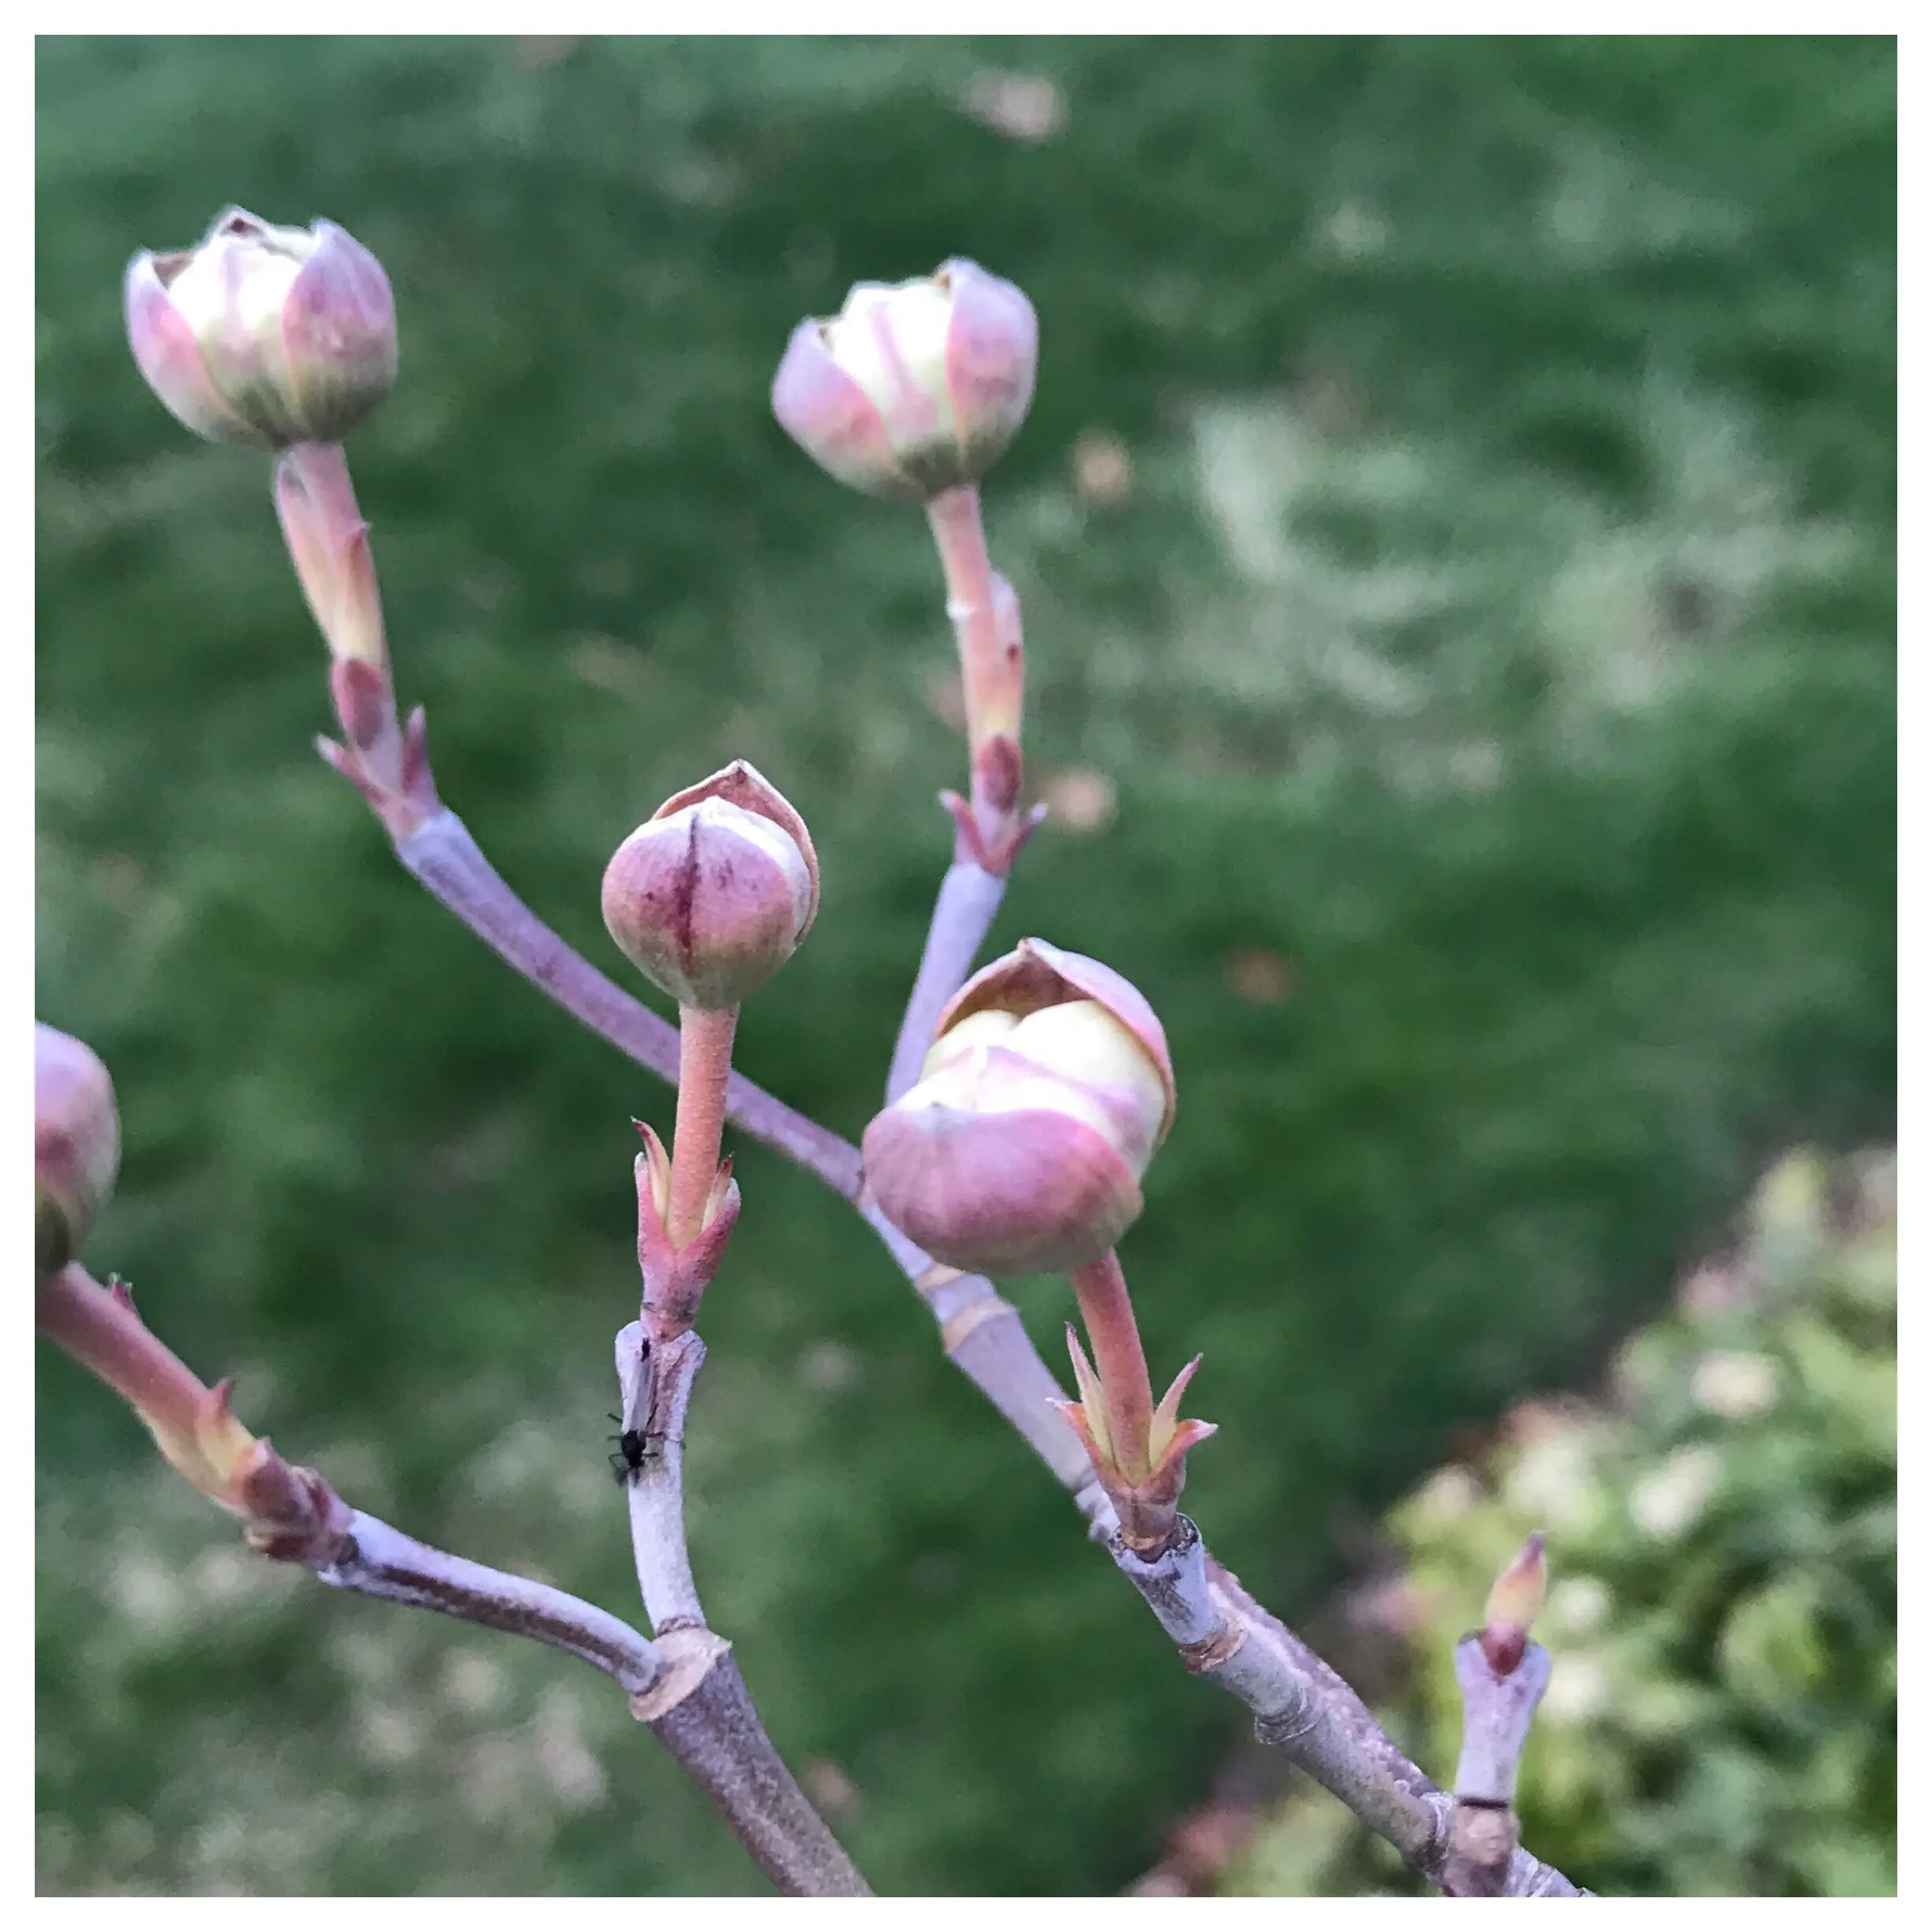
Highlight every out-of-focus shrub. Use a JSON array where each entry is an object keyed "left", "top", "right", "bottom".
[{"left": 1222, "top": 1148, "right": 1896, "bottom": 1898}]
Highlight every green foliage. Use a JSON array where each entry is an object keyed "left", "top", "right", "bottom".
[
  {"left": 37, "top": 38, "right": 1892, "bottom": 1894},
  {"left": 1224, "top": 1149, "right": 1896, "bottom": 1897}
]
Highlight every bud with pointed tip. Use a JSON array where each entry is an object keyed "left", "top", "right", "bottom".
[
  {"left": 602, "top": 762, "right": 819, "bottom": 1010},
  {"left": 1481, "top": 1532, "right": 1548, "bottom": 1675},
  {"left": 862, "top": 938, "right": 1174, "bottom": 1274},
  {"left": 125, "top": 207, "right": 396, "bottom": 450},
  {"left": 36, "top": 1024, "right": 121, "bottom": 1279},
  {"left": 772, "top": 259, "right": 1037, "bottom": 500}
]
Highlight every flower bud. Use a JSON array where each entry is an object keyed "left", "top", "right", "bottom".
[
  {"left": 125, "top": 207, "right": 396, "bottom": 449},
  {"left": 36, "top": 1024, "right": 121, "bottom": 1279},
  {"left": 862, "top": 938, "right": 1174, "bottom": 1273},
  {"left": 772, "top": 259, "right": 1036, "bottom": 500},
  {"left": 602, "top": 761, "right": 819, "bottom": 1009}
]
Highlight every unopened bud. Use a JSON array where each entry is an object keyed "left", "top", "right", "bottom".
[
  {"left": 772, "top": 259, "right": 1036, "bottom": 500},
  {"left": 125, "top": 207, "right": 396, "bottom": 449},
  {"left": 862, "top": 938, "right": 1174, "bottom": 1273},
  {"left": 36, "top": 1024, "right": 120, "bottom": 1278},
  {"left": 602, "top": 762, "right": 818, "bottom": 1009},
  {"left": 1481, "top": 1532, "right": 1548, "bottom": 1675}
]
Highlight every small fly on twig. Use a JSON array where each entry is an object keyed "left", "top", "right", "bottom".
[
  {"left": 607, "top": 1415, "right": 648, "bottom": 1485},
  {"left": 608, "top": 1331, "right": 654, "bottom": 1485}
]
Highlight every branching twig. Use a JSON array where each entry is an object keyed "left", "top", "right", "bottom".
[
  {"left": 634, "top": 1631, "right": 871, "bottom": 1896},
  {"left": 38, "top": 1260, "right": 867, "bottom": 1896},
  {"left": 1107, "top": 1521, "right": 1589, "bottom": 1896},
  {"left": 357, "top": 769, "right": 1591, "bottom": 1893},
  {"left": 609, "top": 1320, "right": 871, "bottom": 1895}
]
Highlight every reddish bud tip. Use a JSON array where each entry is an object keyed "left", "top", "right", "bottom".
[{"left": 1480, "top": 1532, "right": 1548, "bottom": 1674}]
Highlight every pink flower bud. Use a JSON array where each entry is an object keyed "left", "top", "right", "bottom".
[
  {"left": 862, "top": 938, "right": 1174, "bottom": 1273},
  {"left": 772, "top": 259, "right": 1037, "bottom": 500},
  {"left": 36, "top": 1024, "right": 120, "bottom": 1277},
  {"left": 125, "top": 208, "right": 396, "bottom": 450},
  {"left": 601, "top": 762, "right": 819, "bottom": 1010}
]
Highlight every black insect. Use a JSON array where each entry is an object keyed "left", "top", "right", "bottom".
[{"left": 607, "top": 1413, "right": 648, "bottom": 1485}]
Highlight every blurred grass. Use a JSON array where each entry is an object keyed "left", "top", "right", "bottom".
[{"left": 36, "top": 36, "right": 1893, "bottom": 1895}]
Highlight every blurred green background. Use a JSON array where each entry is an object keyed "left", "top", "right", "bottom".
[
  {"left": 36, "top": 36, "right": 1893, "bottom": 1896},
  {"left": 1218, "top": 1149, "right": 1896, "bottom": 1900}
]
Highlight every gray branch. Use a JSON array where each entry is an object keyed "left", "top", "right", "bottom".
[
  {"left": 611, "top": 1320, "right": 871, "bottom": 1896},
  {"left": 1109, "top": 1521, "right": 1590, "bottom": 1897},
  {"left": 1441, "top": 1634, "right": 1556, "bottom": 1896},
  {"left": 886, "top": 857, "right": 1009, "bottom": 1102},
  {"left": 317, "top": 1508, "right": 664, "bottom": 1696},
  {"left": 614, "top": 1322, "right": 706, "bottom": 1633},
  {"left": 633, "top": 1628, "right": 871, "bottom": 1896}
]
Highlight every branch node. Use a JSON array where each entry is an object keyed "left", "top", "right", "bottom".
[{"left": 1178, "top": 1619, "right": 1247, "bottom": 1674}]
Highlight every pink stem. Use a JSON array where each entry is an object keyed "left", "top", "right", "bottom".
[
  {"left": 926, "top": 483, "right": 1024, "bottom": 824},
  {"left": 1068, "top": 1249, "right": 1155, "bottom": 1482},
  {"left": 36, "top": 1264, "right": 212, "bottom": 1448},
  {"left": 668, "top": 1004, "right": 739, "bottom": 1249}
]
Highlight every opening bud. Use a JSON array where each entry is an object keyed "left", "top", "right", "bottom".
[
  {"left": 772, "top": 259, "right": 1037, "bottom": 500},
  {"left": 36, "top": 1024, "right": 121, "bottom": 1279},
  {"left": 862, "top": 938, "right": 1174, "bottom": 1273},
  {"left": 125, "top": 207, "right": 397, "bottom": 449},
  {"left": 601, "top": 762, "right": 819, "bottom": 1010}
]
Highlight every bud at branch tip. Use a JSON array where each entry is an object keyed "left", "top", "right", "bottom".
[{"left": 125, "top": 206, "right": 396, "bottom": 450}]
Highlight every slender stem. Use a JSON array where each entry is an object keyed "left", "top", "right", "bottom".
[
  {"left": 36, "top": 1262, "right": 215, "bottom": 1451},
  {"left": 1068, "top": 1250, "right": 1155, "bottom": 1481},
  {"left": 926, "top": 483, "right": 1017, "bottom": 769},
  {"left": 885, "top": 859, "right": 1008, "bottom": 1102},
  {"left": 321, "top": 1510, "right": 665, "bottom": 1696},
  {"left": 277, "top": 443, "right": 380, "bottom": 655},
  {"left": 669, "top": 1005, "right": 739, "bottom": 1248},
  {"left": 279, "top": 442, "right": 367, "bottom": 594},
  {"left": 616, "top": 1323, "right": 706, "bottom": 1633}
]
